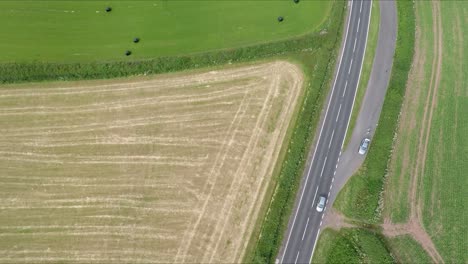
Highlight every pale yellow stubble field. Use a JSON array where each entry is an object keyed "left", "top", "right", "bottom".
[{"left": 0, "top": 61, "right": 303, "bottom": 263}]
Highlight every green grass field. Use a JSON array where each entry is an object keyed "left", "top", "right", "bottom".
[
  {"left": 388, "top": 235, "right": 432, "bottom": 264},
  {"left": 312, "top": 228, "right": 394, "bottom": 264},
  {"left": 422, "top": 3, "right": 468, "bottom": 261},
  {"left": 0, "top": 0, "right": 331, "bottom": 63},
  {"left": 383, "top": 1, "right": 467, "bottom": 262}
]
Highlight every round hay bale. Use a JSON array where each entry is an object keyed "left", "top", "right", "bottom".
[
  {"left": 125, "top": 50, "right": 132, "bottom": 56},
  {"left": 294, "top": 0, "right": 300, "bottom": 3},
  {"left": 105, "top": 7, "right": 112, "bottom": 12},
  {"left": 277, "top": 16, "right": 284, "bottom": 22},
  {"left": 133, "top": 37, "right": 140, "bottom": 43}
]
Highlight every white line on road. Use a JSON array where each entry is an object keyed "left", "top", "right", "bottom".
[
  {"left": 348, "top": 59, "right": 353, "bottom": 74},
  {"left": 336, "top": 104, "right": 342, "bottom": 122},
  {"left": 337, "top": 157, "right": 340, "bottom": 163},
  {"left": 342, "top": 81, "right": 348, "bottom": 97},
  {"left": 294, "top": 251, "right": 300, "bottom": 264},
  {"left": 334, "top": 170, "right": 336, "bottom": 175},
  {"left": 353, "top": 37, "right": 357, "bottom": 53},
  {"left": 321, "top": 214, "right": 325, "bottom": 220},
  {"left": 357, "top": 17, "right": 360, "bottom": 33},
  {"left": 320, "top": 221, "right": 323, "bottom": 226},
  {"left": 335, "top": 164, "right": 338, "bottom": 169},
  {"left": 319, "top": 156, "right": 328, "bottom": 178},
  {"left": 311, "top": 186, "right": 319, "bottom": 209},
  {"left": 310, "top": 230, "right": 321, "bottom": 263},
  {"left": 360, "top": 0, "right": 363, "bottom": 13},
  {"left": 328, "top": 191, "right": 331, "bottom": 197},
  {"left": 332, "top": 177, "right": 335, "bottom": 183},
  {"left": 328, "top": 130, "right": 335, "bottom": 148},
  {"left": 329, "top": 184, "right": 333, "bottom": 191},
  {"left": 339, "top": 151, "right": 342, "bottom": 156},
  {"left": 302, "top": 218, "right": 310, "bottom": 241}
]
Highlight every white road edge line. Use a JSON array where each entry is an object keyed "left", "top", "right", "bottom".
[
  {"left": 310, "top": 230, "right": 321, "bottom": 263},
  {"left": 302, "top": 218, "right": 310, "bottom": 241},
  {"left": 279, "top": 1, "right": 355, "bottom": 262}
]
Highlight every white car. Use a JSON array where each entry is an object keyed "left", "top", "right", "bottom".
[
  {"left": 316, "top": 196, "right": 327, "bottom": 212},
  {"left": 358, "top": 138, "right": 371, "bottom": 155}
]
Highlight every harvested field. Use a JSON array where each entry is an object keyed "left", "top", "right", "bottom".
[{"left": 0, "top": 61, "right": 304, "bottom": 263}]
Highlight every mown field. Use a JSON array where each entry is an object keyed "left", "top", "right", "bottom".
[
  {"left": 0, "top": 0, "right": 331, "bottom": 62},
  {"left": 384, "top": 1, "right": 468, "bottom": 262},
  {"left": 0, "top": 61, "right": 304, "bottom": 263}
]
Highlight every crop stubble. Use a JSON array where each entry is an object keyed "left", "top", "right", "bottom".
[{"left": 0, "top": 61, "right": 303, "bottom": 263}]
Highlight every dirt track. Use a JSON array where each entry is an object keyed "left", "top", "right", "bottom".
[{"left": 0, "top": 61, "right": 303, "bottom": 263}]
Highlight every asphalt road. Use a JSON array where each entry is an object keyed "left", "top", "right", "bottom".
[
  {"left": 329, "top": 0, "right": 397, "bottom": 205},
  {"left": 278, "top": 1, "right": 372, "bottom": 263}
]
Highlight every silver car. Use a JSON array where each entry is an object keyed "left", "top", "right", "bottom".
[
  {"left": 358, "top": 138, "right": 371, "bottom": 155},
  {"left": 316, "top": 196, "right": 327, "bottom": 212}
]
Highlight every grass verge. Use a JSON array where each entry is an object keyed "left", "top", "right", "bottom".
[
  {"left": 311, "top": 228, "right": 395, "bottom": 264},
  {"left": 334, "top": 0, "right": 415, "bottom": 223},
  {"left": 343, "top": 0, "right": 380, "bottom": 149}
]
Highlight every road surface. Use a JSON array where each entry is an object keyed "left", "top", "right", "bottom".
[
  {"left": 278, "top": 1, "right": 372, "bottom": 263},
  {"left": 328, "top": 0, "right": 397, "bottom": 206}
]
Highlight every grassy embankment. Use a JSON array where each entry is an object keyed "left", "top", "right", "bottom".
[
  {"left": 312, "top": 228, "right": 394, "bottom": 264},
  {"left": 343, "top": 0, "right": 380, "bottom": 148},
  {"left": 334, "top": 0, "right": 415, "bottom": 223},
  {"left": 0, "top": 1, "right": 331, "bottom": 62}
]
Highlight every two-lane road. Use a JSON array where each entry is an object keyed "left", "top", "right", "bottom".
[{"left": 279, "top": 1, "right": 372, "bottom": 263}]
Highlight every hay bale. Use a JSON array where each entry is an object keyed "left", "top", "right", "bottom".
[
  {"left": 105, "top": 7, "right": 112, "bottom": 12},
  {"left": 133, "top": 37, "right": 140, "bottom": 43},
  {"left": 277, "top": 16, "right": 284, "bottom": 22},
  {"left": 125, "top": 50, "right": 132, "bottom": 56},
  {"left": 294, "top": 0, "right": 300, "bottom": 3}
]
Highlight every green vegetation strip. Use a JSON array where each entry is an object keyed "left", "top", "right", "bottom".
[
  {"left": 312, "top": 228, "right": 394, "bottom": 264},
  {"left": 334, "top": 0, "right": 415, "bottom": 222},
  {"left": 344, "top": 0, "right": 380, "bottom": 149},
  {"left": 245, "top": 2, "right": 345, "bottom": 263}
]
